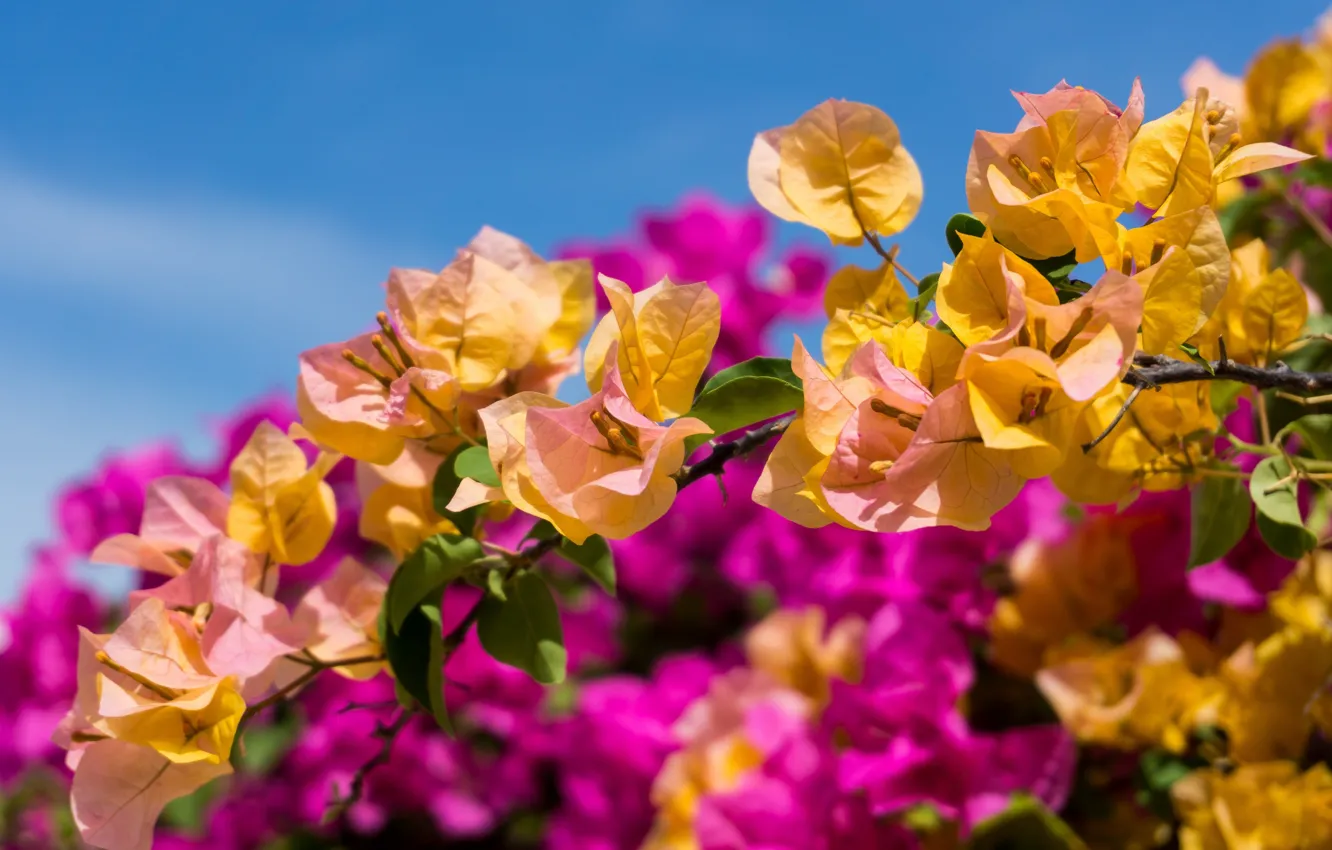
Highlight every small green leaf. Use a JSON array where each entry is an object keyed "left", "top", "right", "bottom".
[
  {"left": 1136, "top": 748, "right": 1204, "bottom": 821},
  {"left": 556, "top": 534, "right": 616, "bottom": 596},
  {"left": 1211, "top": 380, "right": 1245, "bottom": 418},
  {"left": 908, "top": 272, "right": 941, "bottom": 321},
  {"left": 1178, "top": 342, "right": 1215, "bottom": 375},
  {"left": 477, "top": 572, "right": 567, "bottom": 684},
  {"left": 945, "top": 213, "right": 987, "bottom": 256},
  {"left": 1249, "top": 456, "right": 1317, "bottom": 558},
  {"left": 1024, "top": 249, "right": 1078, "bottom": 281},
  {"left": 685, "top": 357, "right": 803, "bottom": 453},
  {"left": 486, "top": 568, "right": 507, "bottom": 601},
  {"left": 431, "top": 444, "right": 484, "bottom": 537},
  {"left": 382, "top": 589, "right": 452, "bottom": 733},
  {"left": 1189, "top": 475, "right": 1252, "bottom": 567},
  {"left": 387, "top": 534, "right": 484, "bottom": 633},
  {"left": 965, "top": 794, "right": 1086, "bottom": 849},
  {"left": 1295, "top": 414, "right": 1332, "bottom": 460},
  {"left": 454, "top": 445, "right": 500, "bottom": 487}
]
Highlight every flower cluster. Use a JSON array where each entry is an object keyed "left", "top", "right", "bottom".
[{"left": 13, "top": 10, "right": 1332, "bottom": 850}]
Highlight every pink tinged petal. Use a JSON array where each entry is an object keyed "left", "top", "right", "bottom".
[
  {"left": 446, "top": 477, "right": 505, "bottom": 512},
  {"left": 1051, "top": 270, "right": 1143, "bottom": 401},
  {"left": 71, "top": 739, "right": 230, "bottom": 850},
  {"left": 1181, "top": 58, "right": 1244, "bottom": 113},
  {"left": 842, "top": 342, "right": 934, "bottom": 410},
  {"left": 297, "top": 333, "right": 404, "bottom": 466},
  {"left": 823, "top": 383, "right": 1023, "bottom": 532},
  {"left": 295, "top": 557, "right": 386, "bottom": 677},
  {"left": 102, "top": 599, "right": 216, "bottom": 691},
  {"left": 89, "top": 535, "right": 182, "bottom": 577},
  {"left": 386, "top": 366, "right": 458, "bottom": 427},
  {"left": 138, "top": 477, "right": 229, "bottom": 551}
]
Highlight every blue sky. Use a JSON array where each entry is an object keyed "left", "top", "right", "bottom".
[{"left": 0, "top": 0, "right": 1326, "bottom": 600}]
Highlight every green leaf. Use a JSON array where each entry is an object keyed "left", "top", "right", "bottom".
[
  {"left": 387, "top": 534, "right": 484, "bottom": 633},
  {"left": 685, "top": 357, "right": 803, "bottom": 453},
  {"left": 1136, "top": 748, "right": 1202, "bottom": 821},
  {"left": 381, "top": 590, "right": 451, "bottom": 733},
  {"left": 235, "top": 719, "right": 298, "bottom": 774},
  {"left": 1211, "top": 380, "right": 1245, "bottom": 419},
  {"left": 965, "top": 795, "right": 1086, "bottom": 850},
  {"left": 524, "top": 520, "right": 617, "bottom": 596},
  {"left": 1293, "top": 159, "right": 1332, "bottom": 188},
  {"left": 454, "top": 444, "right": 500, "bottom": 487},
  {"left": 1189, "top": 475, "right": 1252, "bottom": 567},
  {"left": 431, "top": 444, "right": 483, "bottom": 537},
  {"left": 1249, "top": 456, "right": 1317, "bottom": 558},
  {"left": 945, "top": 213, "right": 987, "bottom": 255},
  {"left": 1295, "top": 414, "right": 1332, "bottom": 460},
  {"left": 486, "top": 568, "right": 507, "bottom": 600},
  {"left": 477, "top": 571, "right": 567, "bottom": 684},
  {"left": 1024, "top": 249, "right": 1078, "bottom": 281},
  {"left": 908, "top": 271, "right": 941, "bottom": 321},
  {"left": 1178, "top": 342, "right": 1215, "bottom": 375},
  {"left": 556, "top": 534, "right": 616, "bottom": 596}
]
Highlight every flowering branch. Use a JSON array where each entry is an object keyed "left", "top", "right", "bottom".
[
  {"left": 675, "top": 415, "right": 796, "bottom": 489},
  {"left": 323, "top": 709, "right": 413, "bottom": 823}
]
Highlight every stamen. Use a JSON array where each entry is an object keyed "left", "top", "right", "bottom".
[
  {"left": 896, "top": 413, "right": 922, "bottom": 431},
  {"left": 342, "top": 350, "right": 394, "bottom": 390},
  {"left": 1038, "top": 156, "right": 1056, "bottom": 178},
  {"left": 606, "top": 427, "right": 644, "bottom": 460},
  {"left": 589, "top": 409, "right": 614, "bottom": 441},
  {"left": 1205, "top": 109, "right": 1222, "bottom": 125},
  {"left": 190, "top": 602, "right": 213, "bottom": 634},
  {"left": 1033, "top": 317, "right": 1048, "bottom": 352},
  {"left": 375, "top": 312, "right": 417, "bottom": 370},
  {"left": 1017, "top": 387, "right": 1055, "bottom": 424},
  {"left": 1120, "top": 253, "right": 1135, "bottom": 276},
  {"left": 870, "top": 399, "right": 907, "bottom": 418},
  {"left": 1026, "top": 171, "right": 1050, "bottom": 193},
  {"left": 95, "top": 651, "right": 178, "bottom": 701},
  {"left": 371, "top": 335, "right": 407, "bottom": 377},
  {"left": 868, "top": 459, "right": 895, "bottom": 474},
  {"left": 1007, "top": 154, "right": 1048, "bottom": 193},
  {"left": 1215, "top": 133, "right": 1243, "bottom": 161},
  {"left": 1149, "top": 239, "right": 1166, "bottom": 266},
  {"left": 1050, "top": 308, "right": 1094, "bottom": 359},
  {"left": 1017, "top": 324, "right": 1032, "bottom": 348}
]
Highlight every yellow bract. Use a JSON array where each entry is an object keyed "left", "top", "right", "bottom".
[
  {"left": 748, "top": 100, "right": 922, "bottom": 245},
  {"left": 1246, "top": 39, "right": 1328, "bottom": 147},
  {"left": 584, "top": 275, "right": 722, "bottom": 421},
  {"left": 227, "top": 421, "right": 339, "bottom": 566},
  {"left": 1189, "top": 239, "right": 1308, "bottom": 365},
  {"left": 936, "top": 234, "right": 1057, "bottom": 348}
]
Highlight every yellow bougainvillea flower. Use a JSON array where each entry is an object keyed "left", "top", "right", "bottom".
[
  {"left": 297, "top": 231, "right": 592, "bottom": 465},
  {"left": 960, "top": 347, "right": 1084, "bottom": 479},
  {"left": 1107, "top": 205, "right": 1230, "bottom": 340},
  {"left": 966, "top": 83, "right": 1136, "bottom": 261},
  {"left": 1124, "top": 89, "right": 1312, "bottom": 218},
  {"left": 1036, "top": 630, "right": 1217, "bottom": 753},
  {"left": 1172, "top": 762, "right": 1332, "bottom": 850},
  {"left": 747, "top": 99, "right": 923, "bottom": 245},
  {"left": 294, "top": 557, "right": 387, "bottom": 681},
  {"left": 454, "top": 347, "right": 711, "bottom": 544},
  {"left": 584, "top": 274, "right": 722, "bottom": 421},
  {"left": 1010, "top": 79, "right": 1145, "bottom": 206},
  {"left": 1212, "top": 622, "right": 1332, "bottom": 764},
  {"left": 356, "top": 448, "right": 458, "bottom": 561},
  {"left": 1055, "top": 381, "right": 1217, "bottom": 505},
  {"left": 227, "top": 421, "right": 340, "bottom": 566},
  {"left": 89, "top": 475, "right": 229, "bottom": 578},
  {"left": 64, "top": 598, "right": 245, "bottom": 766},
  {"left": 936, "top": 233, "right": 1059, "bottom": 348},
  {"left": 744, "top": 606, "right": 865, "bottom": 710},
  {"left": 1189, "top": 238, "right": 1309, "bottom": 364},
  {"left": 989, "top": 514, "right": 1139, "bottom": 677}
]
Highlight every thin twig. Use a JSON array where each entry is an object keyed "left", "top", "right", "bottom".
[
  {"left": 1082, "top": 384, "right": 1146, "bottom": 453},
  {"left": 1125, "top": 353, "right": 1332, "bottom": 393},
  {"left": 674, "top": 415, "right": 795, "bottom": 488},
  {"left": 325, "top": 710, "right": 413, "bottom": 823}
]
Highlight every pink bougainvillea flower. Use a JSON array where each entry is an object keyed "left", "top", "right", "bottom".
[
  {"left": 454, "top": 347, "right": 711, "bottom": 543},
  {"left": 294, "top": 557, "right": 387, "bottom": 680},
  {"left": 131, "top": 536, "right": 306, "bottom": 693},
  {"left": 71, "top": 738, "right": 231, "bottom": 850},
  {"left": 88, "top": 476, "right": 229, "bottom": 577}
]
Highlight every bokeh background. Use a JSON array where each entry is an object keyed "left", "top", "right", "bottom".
[{"left": 1, "top": 0, "right": 1325, "bottom": 600}]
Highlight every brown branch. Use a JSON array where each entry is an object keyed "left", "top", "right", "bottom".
[
  {"left": 674, "top": 415, "right": 795, "bottom": 489},
  {"left": 1082, "top": 384, "right": 1146, "bottom": 453},
  {"left": 1125, "top": 353, "right": 1332, "bottom": 393},
  {"left": 324, "top": 709, "right": 412, "bottom": 823}
]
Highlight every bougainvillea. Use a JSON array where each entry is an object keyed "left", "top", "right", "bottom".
[{"left": 10, "top": 12, "right": 1332, "bottom": 850}]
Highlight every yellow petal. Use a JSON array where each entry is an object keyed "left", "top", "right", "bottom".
[
  {"left": 882, "top": 320, "right": 963, "bottom": 396},
  {"left": 1241, "top": 268, "right": 1308, "bottom": 364},
  {"left": 1245, "top": 39, "right": 1327, "bottom": 141},
  {"left": 1118, "top": 206, "right": 1229, "bottom": 329},
  {"left": 229, "top": 421, "right": 308, "bottom": 502},
  {"left": 776, "top": 100, "right": 922, "bottom": 244},
  {"left": 752, "top": 417, "right": 834, "bottom": 529},
  {"left": 936, "top": 234, "right": 1055, "bottom": 347},
  {"left": 636, "top": 280, "right": 722, "bottom": 419},
  {"left": 821, "top": 307, "right": 890, "bottom": 374},
  {"left": 1135, "top": 248, "right": 1205, "bottom": 355},
  {"left": 747, "top": 128, "right": 804, "bottom": 222},
  {"left": 585, "top": 275, "right": 657, "bottom": 413},
  {"left": 1124, "top": 95, "right": 1214, "bottom": 216},
  {"left": 822, "top": 261, "right": 909, "bottom": 320},
  {"left": 536, "top": 259, "right": 596, "bottom": 362},
  {"left": 1213, "top": 141, "right": 1314, "bottom": 183}
]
